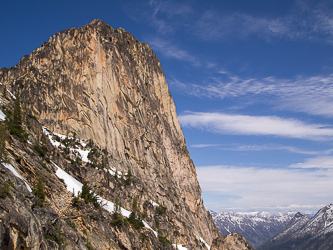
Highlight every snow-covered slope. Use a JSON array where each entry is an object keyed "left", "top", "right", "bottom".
[
  {"left": 212, "top": 211, "right": 294, "bottom": 248},
  {"left": 258, "top": 204, "right": 333, "bottom": 250}
]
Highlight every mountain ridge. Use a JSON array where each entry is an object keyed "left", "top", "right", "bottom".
[
  {"left": 211, "top": 210, "right": 294, "bottom": 248},
  {"left": 258, "top": 204, "right": 333, "bottom": 250},
  {"left": 0, "top": 19, "right": 253, "bottom": 249}
]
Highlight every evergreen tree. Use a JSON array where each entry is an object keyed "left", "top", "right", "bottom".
[
  {"left": 6, "top": 92, "right": 27, "bottom": 142},
  {"left": 13, "top": 93, "right": 22, "bottom": 127},
  {"left": 111, "top": 195, "right": 123, "bottom": 226},
  {"left": 127, "top": 196, "right": 144, "bottom": 229},
  {"left": 80, "top": 182, "right": 100, "bottom": 209},
  {"left": 132, "top": 196, "right": 138, "bottom": 213},
  {"left": 2, "top": 87, "right": 6, "bottom": 100},
  {"left": 114, "top": 195, "right": 121, "bottom": 213},
  {"left": 124, "top": 168, "right": 132, "bottom": 185},
  {"left": 0, "top": 122, "right": 7, "bottom": 161},
  {"left": 32, "top": 174, "right": 46, "bottom": 206}
]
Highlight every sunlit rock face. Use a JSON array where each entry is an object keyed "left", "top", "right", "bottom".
[{"left": 0, "top": 19, "right": 223, "bottom": 248}]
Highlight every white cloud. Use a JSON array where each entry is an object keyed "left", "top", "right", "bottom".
[
  {"left": 195, "top": 11, "right": 295, "bottom": 41},
  {"left": 147, "top": 38, "right": 200, "bottom": 66},
  {"left": 147, "top": 0, "right": 189, "bottom": 34},
  {"left": 127, "top": 0, "right": 193, "bottom": 34},
  {"left": 172, "top": 74, "right": 333, "bottom": 117},
  {"left": 217, "top": 204, "right": 326, "bottom": 215},
  {"left": 148, "top": 0, "right": 192, "bottom": 18},
  {"left": 189, "top": 142, "right": 333, "bottom": 155},
  {"left": 130, "top": 0, "right": 333, "bottom": 44},
  {"left": 179, "top": 112, "right": 333, "bottom": 141},
  {"left": 191, "top": 144, "right": 220, "bottom": 148},
  {"left": 196, "top": 161, "right": 333, "bottom": 213},
  {"left": 291, "top": 156, "right": 333, "bottom": 169},
  {"left": 194, "top": 1, "right": 333, "bottom": 44},
  {"left": 221, "top": 144, "right": 333, "bottom": 155}
]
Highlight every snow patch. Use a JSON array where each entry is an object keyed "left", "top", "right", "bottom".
[
  {"left": 105, "top": 168, "right": 115, "bottom": 176},
  {"left": 142, "top": 220, "right": 158, "bottom": 237},
  {"left": 54, "top": 162, "right": 83, "bottom": 196},
  {"left": 2, "top": 162, "right": 32, "bottom": 192},
  {"left": 42, "top": 127, "right": 62, "bottom": 148},
  {"left": 103, "top": 166, "right": 123, "bottom": 179},
  {"left": 172, "top": 244, "right": 188, "bottom": 250},
  {"left": 53, "top": 162, "right": 159, "bottom": 237},
  {"left": 97, "top": 194, "right": 131, "bottom": 218},
  {"left": 0, "top": 110, "right": 5, "bottom": 121},
  {"left": 42, "top": 127, "right": 91, "bottom": 163},
  {"left": 6, "top": 89, "right": 16, "bottom": 99},
  {"left": 70, "top": 147, "right": 90, "bottom": 163},
  {"left": 224, "top": 226, "right": 231, "bottom": 235},
  {"left": 197, "top": 236, "right": 210, "bottom": 250},
  {"left": 150, "top": 200, "right": 159, "bottom": 207}
]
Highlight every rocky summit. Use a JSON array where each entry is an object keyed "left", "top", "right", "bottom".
[{"left": 0, "top": 19, "right": 252, "bottom": 249}]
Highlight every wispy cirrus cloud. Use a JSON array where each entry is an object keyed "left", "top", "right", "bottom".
[
  {"left": 191, "top": 144, "right": 220, "bottom": 148},
  {"left": 147, "top": 0, "right": 193, "bottom": 34},
  {"left": 171, "top": 74, "right": 333, "bottom": 117},
  {"left": 214, "top": 204, "right": 326, "bottom": 214},
  {"left": 178, "top": 112, "right": 333, "bottom": 141},
  {"left": 148, "top": 0, "right": 193, "bottom": 18},
  {"left": 130, "top": 0, "right": 333, "bottom": 44},
  {"left": 195, "top": 11, "right": 294, "bottom": 41},
  {"left": 196, "top": 159, "right": 333, "bottom": 213},
  {"left": 190, "top": 142, "right": 333, "bottom": 155},
  {"left": 147, "top": 37, "right": 200, "bottom": 66},
  {"left": 126, "top": 0, "right": 193, "bottom": 34},
  {"left": 194, "top": 1, "right": 333, "bottom": 44},
  {"left": 291, "top": 156, "right": 333, "bottom": 169},
  {"left": 220, "top": 144, "right": 333, "bottom": 155},
  {"left": 128, "top": 0, "right": 333, "bottom": 46}
]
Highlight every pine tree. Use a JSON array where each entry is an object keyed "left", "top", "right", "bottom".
[
  {"left": 0, "top": 121, "right": 7, "bottom": 161},
  {"left": 6, "top": 92, "right": 27, "bottom": 142},
  {"left": 111, "top": 195, "right": 123, "bottom": 226},
  {"left": 80, "top": 182, "right": 90, "bottom": 204},
  {"left": 13, "top": 93, "right": 22, "bottom": 127},
  {"left": 32, "top": 174, "right": 46, "bottom": 206},
  {"left": 80, "top": 182, "right": 100, "bottom": 209},
  {"left": 128, "top": 196, "right": 144, "bottom": 229},
  {"left": 114, "top": 195, "right": 121, "bottom": 213},
  {"left": 2, "top": 87, "right": 6, "bottom": 99},
  {"left": 132, "top": 196, "right": 138, "bottom": 213},
  {"left": 124, "top": 168, "right": 132, "bottom": 185}
]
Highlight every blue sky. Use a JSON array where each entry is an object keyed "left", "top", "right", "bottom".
[{"left": 1, "top": 0, "right": 333, "bottom": 214}]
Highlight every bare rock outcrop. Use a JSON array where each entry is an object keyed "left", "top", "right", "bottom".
[
  {"left": 0, "top": 19, "right": 240, "bottom": 249},
  {"left": 211, "top": 233, "right": 254, "bottom": 250}
]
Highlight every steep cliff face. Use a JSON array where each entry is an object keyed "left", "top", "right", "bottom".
[{"left": 0, "top": 19, "right": 225, "bottom": 249}]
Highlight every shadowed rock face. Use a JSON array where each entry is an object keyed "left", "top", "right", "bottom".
[{"left": 0, "top": 19, "right": 228, "bottom": 248}]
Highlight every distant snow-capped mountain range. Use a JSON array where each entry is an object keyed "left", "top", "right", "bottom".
[
  {"left": 258, "top": 204, "right": 333, "bottom": 250},
  {"left": 211, "top": 210, "right": 295, "bottom": 248}
]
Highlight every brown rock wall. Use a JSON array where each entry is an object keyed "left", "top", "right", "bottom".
[{"left": 0, "top": 19, "right": 222, "bottom": 248}]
